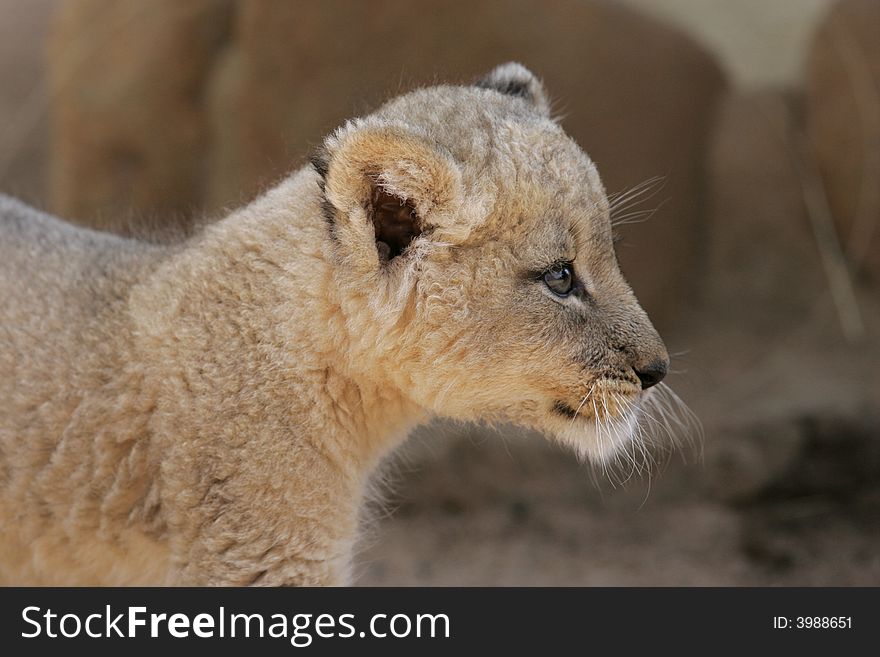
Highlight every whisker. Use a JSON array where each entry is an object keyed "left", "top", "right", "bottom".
[
  {"left": 567, "top": 381, "right": 597, "bottom": 431},
  {"left": 607, "top": 176, "right": 666, "bottom": 213},
  {"left": 591, "top": 397, "right": 612, "bottom": 483},
  {"left": 610, "top": 202, "right": 667, "bottom": 228}
]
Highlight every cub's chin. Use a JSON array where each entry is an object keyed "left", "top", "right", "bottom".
[
  {"left": 548, "top": 398, "right": 643, "bottom": 465},
  {"left": 542, "top": 375, "right": 653, "bottom": 465},
  {"left": 543, "top": 381, "right": 699, "bottom": 474}
]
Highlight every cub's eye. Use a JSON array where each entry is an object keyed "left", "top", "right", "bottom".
[{"left": 542, "top": 263, "right": 575, "bottom": 297}]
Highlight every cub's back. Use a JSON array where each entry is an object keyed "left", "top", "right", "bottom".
[
  {"left": 0, "top": 195, "right": 152, "bottom": 317},
  {"left": 0, "top": 194, "right": 169, "bottom": 410}
]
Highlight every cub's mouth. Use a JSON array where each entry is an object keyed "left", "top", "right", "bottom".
[
  {"left": 546, "top": 380, "right": 700, "bottom": 472},
  {"left": 550, "top": 379, "right": 642, "bottom": 424},
  {"left": 552, "top": 400, "right": 583, "bottom": 419}
]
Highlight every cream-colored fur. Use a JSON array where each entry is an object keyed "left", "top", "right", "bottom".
[{"left": 0, "top": 64, "right": 670, "bottom": 585}]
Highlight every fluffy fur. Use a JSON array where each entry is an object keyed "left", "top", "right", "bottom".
[{"left": 0, "top": 64, "right": 670, "bottom": 585}]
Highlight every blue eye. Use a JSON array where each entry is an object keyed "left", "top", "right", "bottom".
[{"left": 543, "top": 264, "right": 574, "bottom": 296}]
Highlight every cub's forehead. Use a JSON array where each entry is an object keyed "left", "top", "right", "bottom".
[
  {"left": 377, "top": 85, "right": 597, "bottom": 174},
  {"left": 376, "top": 84, "right": 541, "bottom": 131},
  {"left": 373, "top": 83, "right": 610, "bottom": 244},
  {"left": 379, "top": 86, "right": 604, "bottom": 190},
  {"left": 473, "top": 122, "right": 609, "bottom": 239},
  {"left": 486, "top": 120, "right": 601, "bottom": 189}
]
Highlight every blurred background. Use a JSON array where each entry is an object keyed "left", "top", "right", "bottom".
[{"left": 1, "top": 0, "right": 878, "bottom": 584}]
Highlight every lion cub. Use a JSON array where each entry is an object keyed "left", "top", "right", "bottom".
[{"left": 0, "top": 64, "right": 670, "bottom": 585}]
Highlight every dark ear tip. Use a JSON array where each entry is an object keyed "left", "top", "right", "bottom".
[
  {"left": 473, "top": 62, "right": 549, "bottom": 115},
  {"left": 475, "top": 70, "right": 531, "bottom": 99},
  {"left": 309, "top": 149, "right": 329, "bottom": 179}
]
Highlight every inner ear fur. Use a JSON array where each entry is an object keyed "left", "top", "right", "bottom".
[
  {"left": 318, "top": 122, "right": 467, "bottom": 261},
  {"left": 369, "top": 184, "right": 420, "bottom": 261}
]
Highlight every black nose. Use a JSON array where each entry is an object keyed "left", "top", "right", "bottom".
[{"left": 634, "top": 359, "right": 668, "bottom": 390}]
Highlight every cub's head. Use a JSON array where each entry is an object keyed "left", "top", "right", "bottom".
[{"left": 315, "top": 63, "right": 678, "bottom": 464}]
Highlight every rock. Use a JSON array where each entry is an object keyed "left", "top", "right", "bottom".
[
  {"left": 48, "top": 0, "right": 233, "bottom": 231},
  {"left": 0, "top": 0, "right": 56, "bottom": 206},
  {"left": 806, "top": 0, "right": 880, "bottom": 282}
]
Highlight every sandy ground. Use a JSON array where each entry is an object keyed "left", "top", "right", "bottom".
[{"left": 355, "top": 435, "right": 880, "bottom": 585}]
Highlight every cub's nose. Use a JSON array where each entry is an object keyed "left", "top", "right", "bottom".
[{"left": 634, "top": 359, "right": 668, "bottom": 390}]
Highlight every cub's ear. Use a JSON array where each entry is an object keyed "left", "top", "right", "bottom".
[
  {"left": 313, "top": 121, "right": 467, "bottom": 268},
  {"left": 475, "top": 62, "right": 551, "bottom": 117}
]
